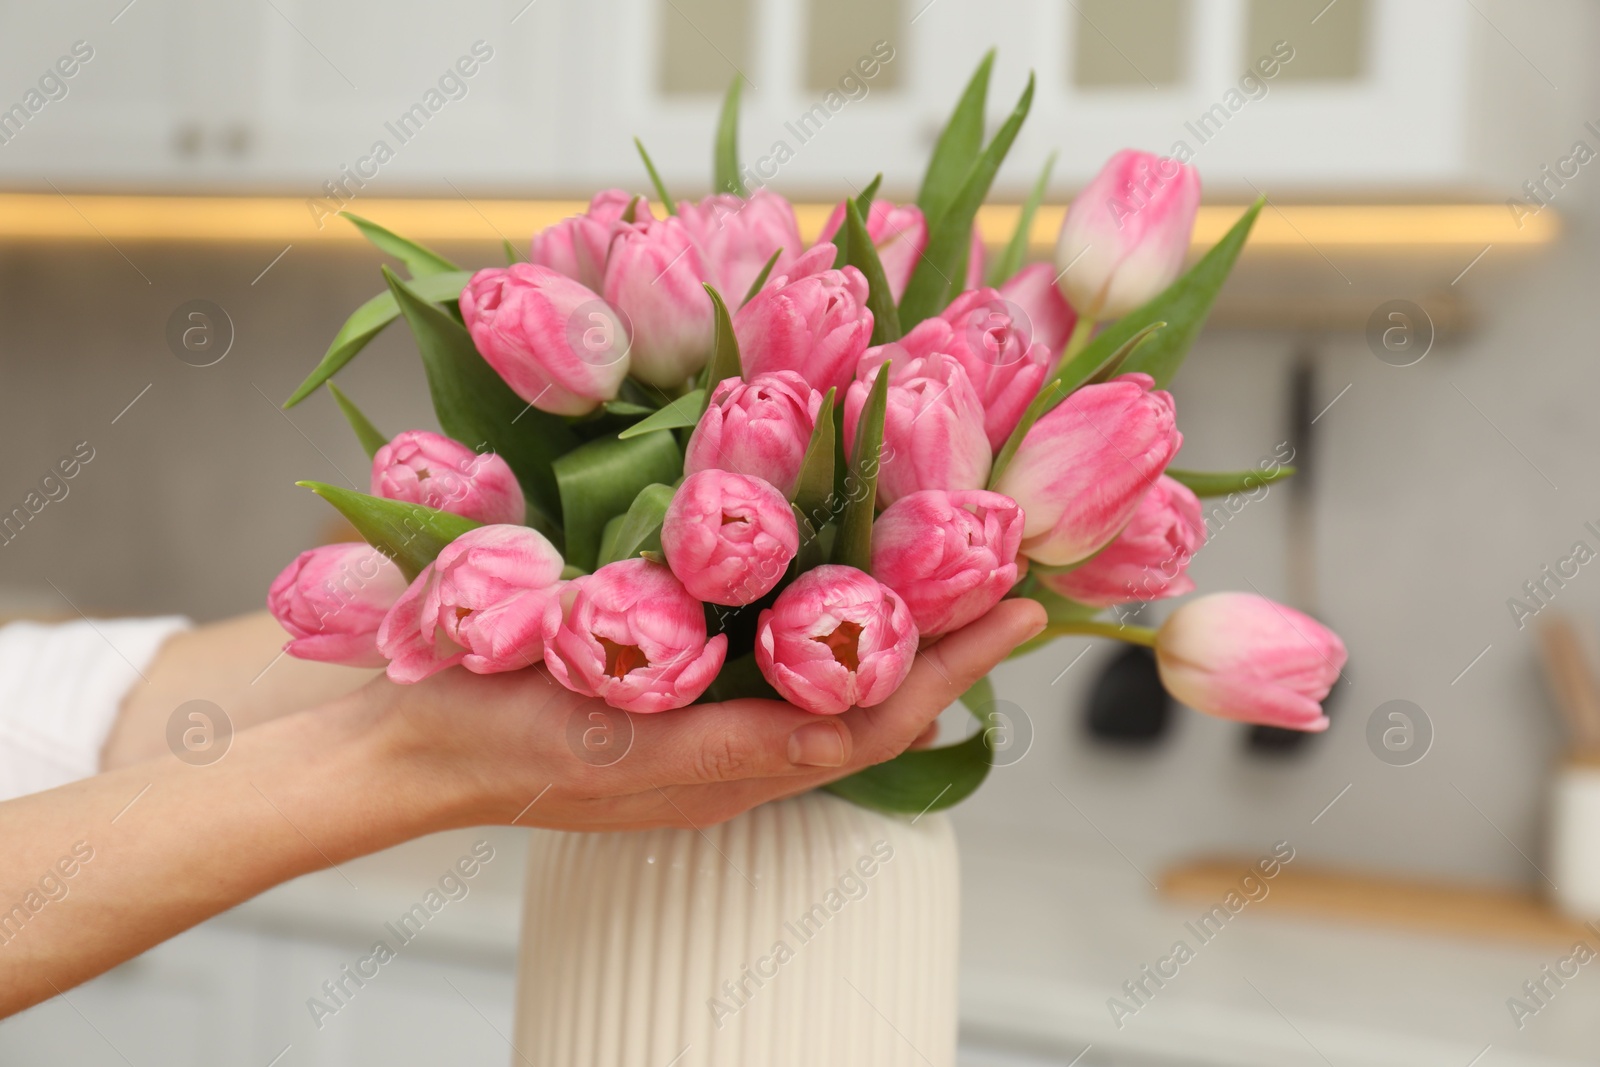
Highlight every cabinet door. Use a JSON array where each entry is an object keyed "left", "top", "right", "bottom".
[
  {"left": 0, "top": 1, "right": 192, "bottom": 185},
  {"left": 245, "top": 0, "right": 567, "bottom": 190},
  {"left": 566, "top": 0, "right": 935, "bottom": 195},
  {"left": 561, "top": 0, "right": 1480, "bottom": 195}
]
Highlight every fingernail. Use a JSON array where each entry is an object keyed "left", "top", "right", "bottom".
[{"left": 788, "top": 720, "right": 846, "bottom": 767}]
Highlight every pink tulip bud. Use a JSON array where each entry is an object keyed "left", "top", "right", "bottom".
[
  {"left": 662, "top": 470, "right": 799, "bottom": 606},
  {"left": 376, "top": 525, "right": 566, "bottom": 684},
  {"left": 1155, "top": 593, "right": 1345, "bottom": 732},
  {"left": 939, "top": 288, "right": 1054, "bottom": 452},
  {"left": 755, "top": 564, "right": 918, "bottom": 715},
  {"left": 529, "top": 189, "right": 646, "bottom": 292},
  {"left": 1041, "top": 475, "right": 1204, "bottom": 607},
  {"left": 460, "top": 264, "right": 631, "bottom": 417},
  {"left": 683, "top": 371, "right": 822, "bottom": 497},
  {"left": 268, "top": 543, "right": 409, "bottom": 668},
  {"left": 371, "top": 430, "right": 525, "bottom": 526},
  {"left": 1056, "top": 149, "right": 1201, "bottom": 321},
  {"left": 542, "top": 558, "right": 728, "bottom": 713},
  {"left": 603, "top": 215, "right": 714, "bottom": 389},
  {"left": 994, "top": 373, "right": 1181, "bottom": 567},
  {"left": 735, "top": 255, "right": 874, "bottom": 394},
  {"left": 998, "top": 262, "right": 1079, "bottom": 362},
  {"left": 816, "top": 199, "right": 928, "bottom": 302},
  {"left": 678, "top": 190, "right": 803, "bottom": 302},
  {"left": 843, "top": 347, "right": 991, "bottom": 508},
  {"left": 871, "top": 490, "right": 1023, "bottom": 636}
]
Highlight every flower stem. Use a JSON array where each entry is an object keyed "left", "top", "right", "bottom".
[
  {"left": 1053, "top": 316, "right": 1096, "bottom": 378},
  {"left": 1040, "top": 620, "right": 1158, "bottom": 647}
]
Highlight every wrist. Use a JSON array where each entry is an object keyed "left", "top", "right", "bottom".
[{"left": 341, "top": 677, "right": 496, "bottom": 834}]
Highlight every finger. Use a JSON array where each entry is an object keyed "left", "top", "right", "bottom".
[
  {"left": 909, "top": 722, "right": 939, "bottom": 749},
  {"left": 603, "top": 698, "right": 856, "bottom": 789},
  {"left": 839, "top": 598, "right": 1046, "bottom": 768}
]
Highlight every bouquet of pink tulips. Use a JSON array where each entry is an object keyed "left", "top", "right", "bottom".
[{"left": 269, "top": 55, "right": 1346, "bottom": 812}]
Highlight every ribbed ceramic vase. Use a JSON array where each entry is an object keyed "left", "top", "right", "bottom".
[{"left": 512, "top": 790, "right": 959, "bottom": 1066}]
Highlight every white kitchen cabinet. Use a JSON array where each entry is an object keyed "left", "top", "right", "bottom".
[
  {"left": 0, "top": 0, "right": 568, "bottom": 193},
  {"left": 0, "top": 0, "right": 1579, "bottom": 196}
]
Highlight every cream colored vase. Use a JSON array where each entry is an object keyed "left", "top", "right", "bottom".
[{"left": 512, "top": 790, "right": 959, "bottom": 1067}]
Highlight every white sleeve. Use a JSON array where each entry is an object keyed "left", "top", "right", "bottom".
[{"left": 0, "top": 616, "right": 190, "bottom": 802}]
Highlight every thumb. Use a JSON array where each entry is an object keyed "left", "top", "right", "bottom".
[{"left": 844, "top": 597, "right": 1047, "bottom": 768}]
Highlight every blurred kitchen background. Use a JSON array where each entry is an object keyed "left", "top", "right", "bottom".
[{"left": 3, "top": 0, "right": 1600, "bottom": 1063}]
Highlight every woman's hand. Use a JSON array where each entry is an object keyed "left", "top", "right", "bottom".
[
  {"left": 0, "top": 597, "right": 1043, "bottom": 1018},
  {"left": 368, "top": 597, "right": 1047, "bottom": 834}
]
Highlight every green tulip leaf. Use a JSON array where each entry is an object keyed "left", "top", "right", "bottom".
[
  {"left": 715, "top": 76, "right": 746, "bottom": 197},
  {"left": 1061, "top": 198, "right": 1264, "bottom": 390},
  {"left": 844, "top": 198, "right": 903, "bottom": 345},
  {"left": 634, "top": 137, "right": 677, "bottom": 216},
  {"left": 958, "top": 674, "right": 995, "bottom": 722},
  {"left": 1166, "top": 465, "right": 1296, "bottom": 498},
  {"left": 697, "top": 284, "right": 743, "bottom": 413},
  {"left": 900, "top": 73, "right": 1035, "bottom": 329},
  {"left": 382, "top": 266, "right": 574, "bottom": 525},
  {"left": 502, "top": 238, "right": 524, "bottom": 265},
  {"left": 838, "top": 194, "right": 902, "bottom": 340},
  {"left": 603, "top": 400, "right": 656, "bottom": 417},
  {"left": 342, "top": 212, "right": 459, "bottom": 278},
  {"left": 988, "top": 151, "right": 1056, "bottom": 287},
  {"left": 617, "top": 389, "right": 706, "bottom": 438},
  {"left": 283, "top": 271, "right": 473, "bottom": 408},
  {"left": 740, "top": 248, "right": 783, "bottom": 307},
  {"left": 833, "top": 362, "right": 889, "bottom": 571},
  {"left": 987, "top": 378, "right": 1062, "bottom": 488},
  {"left": 823, "top": 718, "right": 994, "bottom": 814},
  {"left": 296, "top": 481, "right": 479, "bottom": 582},
  {"left": 791, "top": 386, "right": 836, "bottom": 530},
  {"left": 326, "top": 382, "right": 388, "bottom": 460},
  {"left": 916, "top": 49, "right": 994, "bottom": 227},
  {"left": 829, "top": 175, "right": 885, "bottom": 270},
  {"left": 598, "top": 482, "right": 676, "bottom": 567},
  {"left": 988, "top": 321, "right": 1168, "bottom": 489},
  {"left": 553, "top": 430, "right": 683, "bottom": 571}
]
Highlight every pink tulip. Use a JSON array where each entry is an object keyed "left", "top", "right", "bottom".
[
  {"left": 460, "top": 264, "right": 630, "bottom": 417},
  {"left": 871, "top": 490, "right": 1024, "bottom": 636},
  {"left": 1155, "top": 593, "right": 1345, "bottom": 732},
  {"left": 662, "top": 470, "right": 799, "bottom": 606},
  {"left": 754, "top": 565, "right": 918, "bottom": 715},
  {"left": 1056, "top": 149, "right": 1200, "bottom": 321},
  {"left": 529, "top": 189, "right": 646, "bottom": 292},
  {"left": 371, "top": 430, "right": 525, "bottom": 526},
  {"left": 542, "top": 558, "right": 727, "bottom": 713},
  {"left": 939, "top": 288, "right": 1054, "bottom": 452},
  {"left": 268, "top": 543, "right": 409, "bottom": 668},
  {"left": 844, "top": 349, "right": 991, "bottom": 507},
  {"left": 376, "top": 525, "right": 566, "bottom": 683},
  {"left": 999, "top": 262, "right": 1079, "bottom": 362},
  {"left": 678, "top": 190, "right": 802, "bottom": 302},
  {"left": 683, "top": 371, "right": 822, "bottom": 498},
  {"left": 816, "top": 199, "right": 928, "bottom": 302},
  {"left": 736, "top": 254, "right": 875, "bottom": 394},
  {"left": 993, "top": 373, "right": 1181, "bottom": 567},
  {"left": 1042, "top": 475, "right": 1204, "bottom": 607},
  {"left": 603, "top": 215, "right": 714, "bottom": 389}
]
